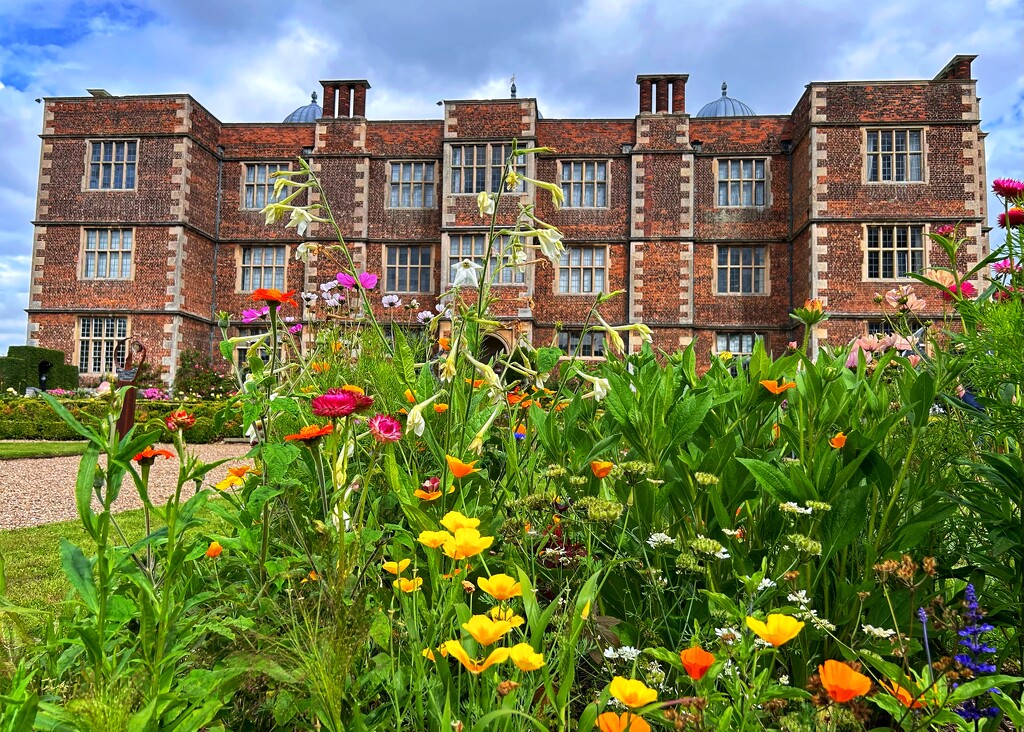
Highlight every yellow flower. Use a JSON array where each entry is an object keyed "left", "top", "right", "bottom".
[
  {"left": 443, "top": 640, "right": 510, "bottom": 674},
  {"left": 440, "top": 511, "right": 480, "bottom": 532},
  {"left": 462, "top": 614, "right": 513, "bottom": 645},
  {"left": 417, "top": 530, "right": 453, "bottom": 549},
  {"left": 478, "top": 573, "right": 522, "bottom": 601},
  {"left": 215, "top": 474, "right": 243, "bottom": 491},
  {"left": 582, "top": 600, "right": 591, "bottom": 620},
  {"left": 341, "top": 384, "right": 364, "bottom": 394},
  {"left": 719, "top": 351, "right": 734, "bottom": 361},
  {"left": 311, "top": 360, "right": 331, "bottom": 373},
  {"left": 745, "top": 614, "right": 804, "bottom": 647},
  {"left": 422, "top": 646, "right": 449, "bottom": 662},
  {"left": 442, "top": 528, "right": 494, "bottom": 560},
  {"left": 508, "top": 643, "right": 545, "bottom": 671},
  {"left": 609, "top": 676, "right": 658, "bottom": 708},
  {"left": 393, "top": 577, "right": 423, "bottom": 593},
  {"left": 489, "top": 606, "right": 525, "bottom": 628},
  {"left": 382, "top": 559, "right": 411, "bottom": 575}
]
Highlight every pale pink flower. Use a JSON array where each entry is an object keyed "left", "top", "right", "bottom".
[
  {"left": 368, "top": 414, "right": 402, "bottom": 443},
  {"left": 854, "top": 335, "right": 880, "bottom": 353},
  {"left": 846, "top": 344, "right": 872, "bottom": 368},
  {"left": 907, "top": 354, "right": 921, "bottom": 368}
]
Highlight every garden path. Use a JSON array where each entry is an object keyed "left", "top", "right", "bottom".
[{"left": 0, "top": 442, "right": 251, "bottom": 529}]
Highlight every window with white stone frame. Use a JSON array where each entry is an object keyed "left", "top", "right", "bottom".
[
  {"left": 388, "top": 161, "right": 436, "bottom": 208},
  {"left": 866, "top": 129, "right": 923, "bottom": 183},
  {"left": 77, "top": 316, "right": 128, "bottom": 374},
  {"left": 87, "top": 140, "right": 137, "bottom": 190},
  {"left": 716, "top": 332, "right": 760, "bottom": 357},
  {"left": 865, "top": 225, "right": 925, "bottom": 279},
  {"left": 560, "top": 160, "right": 608, "bottom": 207},
  {"left": 717, "top": 158, "right": 766, "bottom": 206},
  {"left": 239, "top": 245, "right": 287, "bottom": 291},
  {"left": 558, "top": 246, "right": 607, "bottom": 294},
  {"left": 386, "top": 245, "right": 433, "bottom": 293},
  {"left": 82, "top": 228, "right": 133, "bottom": 279},
  {"left": 450, "top": 143, "right": 527, "bottom": 194},
  {"left": 716, "top": 245, "right": 767, "bottom": 294},
  {"left": 244, "top": 163, "right": 289, "bottom": 209}
]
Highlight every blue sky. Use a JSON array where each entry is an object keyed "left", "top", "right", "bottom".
[{"left": 0, "top": 0, "right": 1021, "bottom": 356}]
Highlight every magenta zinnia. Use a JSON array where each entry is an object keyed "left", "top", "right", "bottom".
[
  {"left": 992, "top": 178, "right": 1024, "bottom": 200},
  {"left": 311, "top": 388, "right": 374, "bottom": 418},
  {"left": 998, "top": 208, "right": 1024, "bottom": 229},
  {"left": 368, "top": 414, "right": 402, "bottom": 442}
]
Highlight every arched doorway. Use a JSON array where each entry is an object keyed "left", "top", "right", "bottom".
[{"left": 480, "top": 336, "right": 508, "bottom": 366}]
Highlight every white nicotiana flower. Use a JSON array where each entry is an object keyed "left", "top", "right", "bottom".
[
  {"left": 476, "top": 191, "right": 496, "bottom": 217},
  {"left": 578, "top": 371, "right": 611, "bottom": 401},
  {"left": 285, "top": 206, "right": 325, "bottom": 237},
  {"left": 295, "top": 242, "right": 319, "bottom": 262},
  {"left": 535, "top": 228, "right": 564, "bottom": 265},
  {"left": 780, "top": 501, "right": 812, "bottom": 515},
  {"left": 617, "top": 646, "right": 641, "bottom": 662},
  {"left": 451, "top": 259, "right": 484, "bottom": 288},
  {"left": 406, "top": 394, "right": 440, "bottom": 437},
  {"left": 862, "top": 624, "right": 898, "bottom": 640},
  {"left": 511, "top": 248, "right": 529, "bottom": 271},
  {"left": 757, "top": 578, "right": 776, "bottom": 591},
  {"left": 646, "top": 532, "right": 674, "bottom": 549}
]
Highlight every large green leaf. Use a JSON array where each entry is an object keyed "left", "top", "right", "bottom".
[
  {"left": 59, "top": 538, "right": 97, "bottom": 614},
  {"left": 74, "top": 442, "right": 101, "bottom": 539},
  {"left": 819, "top": 481, "right": 870, "bottom": 563},
  {"left": 737, "top": 458, "right": 798, "bottom": 504}
]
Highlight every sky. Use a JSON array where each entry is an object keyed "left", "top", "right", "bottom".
[{"left": 0, "top": 0, "right": 1021, "bottom": 355}]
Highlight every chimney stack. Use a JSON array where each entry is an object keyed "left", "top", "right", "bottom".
[
  {"left": 636, "top": 74, "right": 689, "bottom": 115},
  {"left": 319, "top": 80, "right": 371, "bottom": 118}
]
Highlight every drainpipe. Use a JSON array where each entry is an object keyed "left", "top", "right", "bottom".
[
  {"left": 210, "top": 145, "right": 224, "bottom": 356},
  {"left": 785, "top": 140, "right": 794, "bottom": 330},
  {"left": 623, "top": 144, "right": 635, "bottom": 349}
]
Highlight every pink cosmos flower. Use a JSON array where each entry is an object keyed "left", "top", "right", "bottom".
[
  {"left": 992, "top": 178, "right": 1024, "bottom": 200},
  {"left": 993, "top": 258, "right": 1020, "bottom": 276},
  {"left": 997, "top": 208, "right": 1024, "bottom": 229},
  {"left": 846, "top": 344, "right": 872, "bottom": 368},
  {"left": 337, "top": 271, "right": 379, "bottom": 290},
  {"left": 368, "top": 414, "right": 402, "bottom": 443},
  {"left": 242, "top": 306, "right": 270, "bottom": 323},
  {"left": 311, "top": 388, "right": 374, "bottom": 418},
  {"left": 854, "top": 335, "right": 880, "bottom": 352}
]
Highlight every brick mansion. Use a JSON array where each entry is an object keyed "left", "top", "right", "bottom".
[{"left": 26, "top": 55, "right": 989, "bottom": 380}]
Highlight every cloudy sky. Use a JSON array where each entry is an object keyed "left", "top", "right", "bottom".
[{"left": 0, "top": 0, "right": 1021, "bottom": 355}]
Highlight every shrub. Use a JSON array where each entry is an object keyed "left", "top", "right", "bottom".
[{"left": 172, "top": 347, "right": 235, "bottom": 400}]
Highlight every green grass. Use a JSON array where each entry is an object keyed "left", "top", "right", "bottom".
[{"left": 0, "top": 441, "right": 87, "bottom": 460}]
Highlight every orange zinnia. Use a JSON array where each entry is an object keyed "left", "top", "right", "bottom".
[
  {"left": 819, "top": 660, "right": 872, "bottom": 703},
  {"left": 134, "top": 447, "right": 175, "bottom": 463},
  {"left": 284, "top": 423, "right": 334, "bottom": 441},
  {"left": 227, "top": 465, "right": 255, "bottom": 478},
  {"left": 250, "top": 288, "right": 297, "bottom": 307},
  {"left": 882, "top": 680, "right": 926, "bottom": 709},
  {"left": 446, "top": 455, "right": 480, "bottom": 479},
  {"left": 591, "top": 460, "right": 614, "bottom": 478},
  {"left": 679, "top": 646, "right": 716, "bottom": 681},
  {"left": 507, "top": 392, "right": 525, "bottom": 405},
  {"left": 829, "top": 431, "right": 847, "bottom": 449},
  {"left": 760, "top": 379, "right": 797, "bottom": 395},
  {"left": 596, "top": 712, "right": 651, "bottom": 732}
]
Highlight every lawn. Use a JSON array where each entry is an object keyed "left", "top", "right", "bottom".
[{"left": 0, "top": 441, "right": 87, "bottom": 460}]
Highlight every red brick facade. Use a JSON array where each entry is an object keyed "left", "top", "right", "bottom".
[{"left": 27, "top": 56, "right": 988, "bottom": 381}]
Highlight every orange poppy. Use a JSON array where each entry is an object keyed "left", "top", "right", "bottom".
[
  {"left": 679, "top": 646, "right": 716, "bottom": 681},
  {"left": 434, "top": 403, "right": 449, "bottom": 413},
  {"left": 404, "top": 389, "right": 417, "bottom": 403},
  {"left": 442, "top": 640, "right": 509, "bottom": 674},
  {"left": 250, "top": 288, "right": 297, "bottom": 306},
  {"left": 760, "top": 379, "right": 797, "bottom": 395},
  {"left": 438, "top": 337, "right": 451, "bottom": 351},
  {"left": 284, "top": 423, "right": 334, "bottom": 441},
  {"left": 819, "top": 660, "right": 872, "bottom": 703},
  {"left": 507, "top": 392, "right": 525, "bottom": 405},
  {"left": 227, "top": 465, "right": 255, "bottom": 479},
  {"left": 596, "top": 713, "right": 651, "bottom": 732},
  {"left": 310, "top": 361, "right": 331, "bottom": 373},
  {"left": 465, "top": 378, "right": 485, "bottom": 388},
  {"left": 591, "top": 460, "right": 614, "bottom": 478},
  {"left": 446, "top": 455, "right": 480, "bottom": 479},
  {"left": 134, "top": 447, "right": 175, "bottom": 463},
  {"left": 416, "top": 530, "right": 453, "bottom": 549},
  {"left": 882, "top": 680, "right": 926, "bottom": 709},
  {"left": 829, "top": 432, "right": 847, "bottom": 449},
  {"left": 393, "top": 577, "right": 423, "bottom": 593},
  {"left": 205, "top": 541, "right": 223, "bottom": 558}
]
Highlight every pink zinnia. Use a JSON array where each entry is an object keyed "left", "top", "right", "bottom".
[
  {"left": 368, "top": 414, "right": 402, "bottom": 443},
  {"left": 997, "top": 208, "right": 1024, "bottom": 229},
  {"left": 992, "top": 178, "right": 1024, "bottom": 200},
  {"left": 311, "top": 388, "right": 374, "bottom": 418},
  {"left": 933, "top": 224, "right": 955, "bottom": 237},
  {"left": 993, "top": 258, "right": 1020, "bottom": 275},
  {"left": 943, "top": 281, "right": 977, "bottom": 302},
  {"left": 337, "top": 271, "right": 379, "bottom": 290}
]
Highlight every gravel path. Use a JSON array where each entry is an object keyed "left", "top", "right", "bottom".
[{"left": 0, "top": 442, "right": 252, "bottom": 530}]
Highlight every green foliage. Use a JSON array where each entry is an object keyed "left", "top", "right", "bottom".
[
  {"left": 172, "top": 347, "right": 234, "bottom": 399},
  {"left": 0, "top": 346, "right": 79, "bottom": 393}
]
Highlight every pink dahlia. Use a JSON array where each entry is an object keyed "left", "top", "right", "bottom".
[
  {"left": 997, "top": 208, "right": 1024, "bottom": 229},
  {"left": 368, "top": 414, "right": 402, "bottom": 443},
  {"left": 992, "top": 178, "right": 1024, "bottom": 200},
  {"left": 311, "top": 388, "right": 374, "bottom": 418}
]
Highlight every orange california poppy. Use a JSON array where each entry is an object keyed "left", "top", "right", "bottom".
[
  {"left": 442, "top": 528, "right": 494, "bottom": 560},
  {"left": 310, "top": 361, "right": 331, "bottom": 373},
  {"left": 591, "top": 460, "right": 614, "bottom": 478},
  {"left": 440, "top": 511, "right": 480, "bottom": 532},
  {"left": 446, "top": 455, "right": 480, "bottom": 479},
  {"left": 477, "top": 573, "right": 522, "bottom": 601},
  {"left": 341, "top": 384, "right": 365, "bottom": 394},
  {"left": 250, "top": 288, "right": 297, "bottom": 307},
  {"left": 679, "top": 646, "right": 716, "bottom": 681},
  {"left": 438, "top": 337, "right": 451, "bottom": 351},
  {"left": 882, "top": 680, "right": 926, "bottom": 709},
  {"left": 442, "top": 640, "right": 509, "bottom": 674},
  {"left": 414, "top": 487, "right": 443, "bottom": 501},
  {"left": 462, "top": 614, "right": 514, "bottom": 646},
  {"left": 284, "top": 423, "right": 334, "bottom": 441},
  {"left": 509, "top": 643, "right": 545, "bottom": 671},
  {"left": 133, "top": 447, "right": 175, "bottom": 463},
  {"left": 609, "top": 677, "right": 658, "bottom": 708},
  {"left": 819, "top": 660, "right": 873, "bottom": 703},
  {"left": 434, "top": 403, "right": 449, "bottom": 413},
  {"left": 829, "top": 432, "right": 847, "bottom": 449},
  {"left": 382, "top": 559, "right": 411, "bottom": 575},
  {"left": 205, "top": 541, "right": 223, "bottom": 558},
  {"left": 404, "top": 389, "right": 417, "bottom": 403},
  {"left": 465, "top": 378, "right": 485, "bottom": 388},
  {"left": 760, "top": 379, "right": 797, "bottom": 395},
  {"left": 416, "top": 530, "right": 453, "bottom": 549},
  {"left": 393, "top": 577, "right": 424, "bottom": 593},
  {"left": 227, "top": 465, "right": 255, "bottom": 478},
  {"left": 596, "top": 713, "right": 651, "bottom": 732}
]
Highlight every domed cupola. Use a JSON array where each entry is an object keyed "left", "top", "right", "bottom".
[
  {"left": 283, "top": 92, "right": 322, "bottom": 123},
  {"left": 695, "top": 82, "right": 755, "bottom": 117}
]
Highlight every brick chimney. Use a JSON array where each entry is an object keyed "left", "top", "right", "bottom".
[
  {"left": 934, "top": 54, "right": 977, "bottom": 81},
  {"left": 636, "top": 74, "right": 689, "bottom": 114},
  {"left": 319, "top": 79, "right": 371, "bottom": 118}
]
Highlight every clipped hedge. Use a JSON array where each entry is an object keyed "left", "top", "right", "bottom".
[{"left": 0, "top": 397, "right": 243, "bottom": 443}]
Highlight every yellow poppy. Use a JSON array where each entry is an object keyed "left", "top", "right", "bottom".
[
  {"left": 439, "top": 511, "right": 480, "bottom": 532},
  {"left": 462, "top": 614, "right": 513, "bottom": 645},
  {"left": 478, "top": 573, "right": 522, "bottom": 601},
  {"left": 442, "top": 528, "right": 494, "bottom": 560},
  {"left": 442, "top": 640, "right": 509, "bottom": 674},
  {"left": 508, "top": 643, "right": 545, "bottom": 671},
  {"left": 745, "top": 614, "right": 804, "bottom": 647},
  {"left": 416, "top": 530, "right": 453, "bottom": 549},
  {"left": 609, "top": 677, "right": 657, "bottom": 708},
  {"left": 382, "top": 559, "right": 411, "bottom": 575}
]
